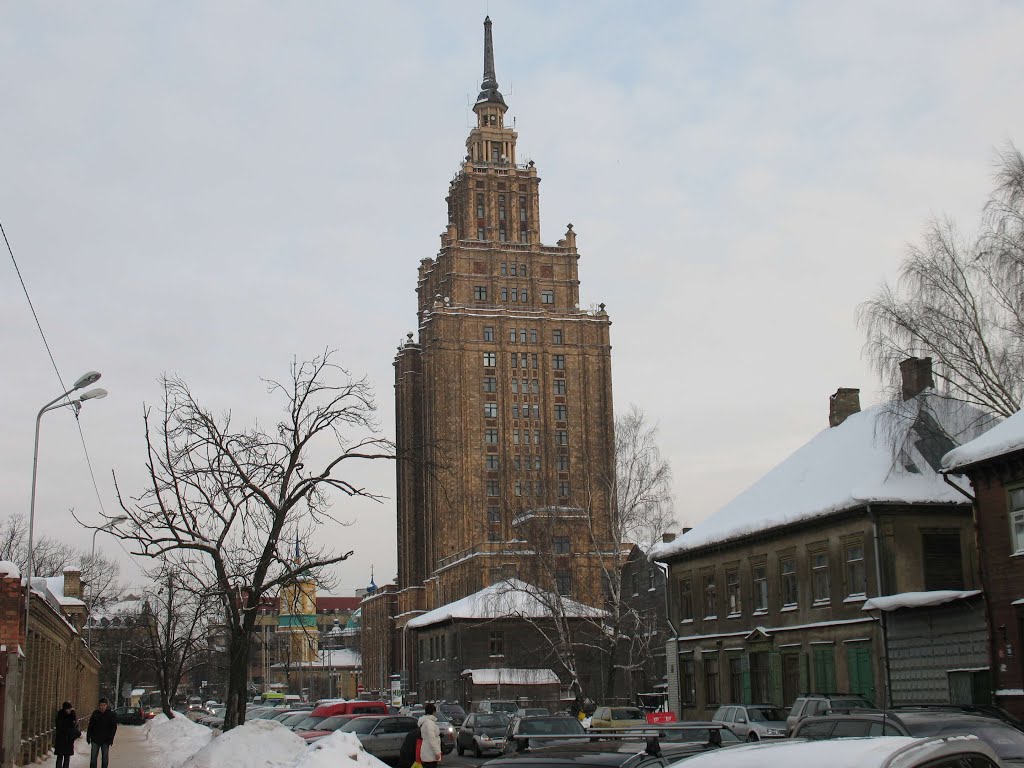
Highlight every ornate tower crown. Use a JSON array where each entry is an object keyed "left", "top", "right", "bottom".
[{"left": 476, "top": 16, "right": 507, "bottom": 109}]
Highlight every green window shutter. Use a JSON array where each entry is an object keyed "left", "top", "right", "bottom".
[
  {"left": 798, "top": 653, "right": 809, "bottom": 693},
  {"left": 846, "top": 645, "right": 875, "bottom": 703},
  {"left": 768, "top": 652, "right": 783, "bottom": 706},
  {"left": 741, "top": 654, "right": 751, "bottom": 704},
  {"left": 813, "top": 647, "right": 836, "bottom": 692}
]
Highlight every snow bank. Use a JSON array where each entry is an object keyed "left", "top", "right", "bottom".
[
  {"left": 180, "top": 719, "right": 307, "bottom": 768},
  {"left": 143, "top": 713, "right": 213, "bottom": 768},
  {"left": 293, "top": 731, "right": 389, "bottom": 768},
  {"left": 0, "top": 561, "right": 20, "bottom": 578},
  {"left": 943, "top": 409, "right": 1024, "bottom": 470}
]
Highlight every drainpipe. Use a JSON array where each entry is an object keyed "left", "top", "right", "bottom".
[
  {"left": 867, "top": 504, "right": 893, "bottom": 707},
  {"left": 654, "top": 561, "right": 679, "bottom": 714}
]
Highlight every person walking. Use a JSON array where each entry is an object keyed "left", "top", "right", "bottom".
[
  {"left": 54, "top": 701, "right": 80, "bottom": 768},
  {"left": 417, "top": 702, "right": 442, "bottom": 768},
  {"left": 86, "top": 697, "right": 118, "bottom": 768}
]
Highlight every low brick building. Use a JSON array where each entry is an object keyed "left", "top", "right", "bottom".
[
  {"left": 943, "top": 408, "right": 1024, "bottom": 718},
  {"left": 0, "top": 564, "right": 99, "bottom": 768},
  {"left": 651, "top": 360, "right": 995, "bottom": 720}
]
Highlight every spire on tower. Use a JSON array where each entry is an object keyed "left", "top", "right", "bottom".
[{"left": 476, "top": 16, "right": 507, "bottom": 108}]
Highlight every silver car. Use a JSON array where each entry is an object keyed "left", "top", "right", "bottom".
[
  {"left": 711, "top": 704, "right": 788, "bottom": 741},
  {"left": 337, "top": 715, "right": 419, "bottom": 760}
]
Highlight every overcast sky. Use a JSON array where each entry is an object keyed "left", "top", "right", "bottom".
[{"left": 2, "top": 1, "right": 1022, "bottom": 595}]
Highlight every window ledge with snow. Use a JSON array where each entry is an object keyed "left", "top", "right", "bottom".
[
  {"left": 726, "top": 613, "right": 742, "bottom": 620},
  {"left": 813, "top": 599, "right": 831, "bottom": 608},
  {"left": 844, "top": 594, "right": 868, "bottom": 603},
  {"left": 780, "top": 605, "right": 798, "bottom": 613},
  {"left": 752, "top": 610, "right": 768, "bottom": 616},
  {"left": 704, "top": 615, "right": 718, "bottom": 621},
  {"left": 680, "top": 618, "right": 694, "bottom": 624}
]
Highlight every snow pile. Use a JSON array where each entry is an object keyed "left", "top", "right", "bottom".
[
  {"left": 143, "top": 713, "right": 213, "bottom": 768},
  {"left": 293, "top": 731, "right": 388, "bottom": 768},
  {"left": 180, "top": 719, "right": 307, "bottom": 768},
  {"left": 863, "top": 590, "right": 981, "bottom": 612},
  {"left": 0, "top": 561, "right": 19, "bottom": 578},
  {"left": 408, "top": 578, "right": 604, "bottom": 629},
  {"left": 943, "top": 409, "right": 1024, "bottom": 470}
]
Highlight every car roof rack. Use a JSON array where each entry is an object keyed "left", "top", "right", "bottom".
[{"left": 510, "top": 724, "right": 728, "bottom": 756}]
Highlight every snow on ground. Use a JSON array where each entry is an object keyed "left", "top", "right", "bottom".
[
  {"left": 293, "top": 731, "right": 388, "bottom": 768},
  {"left": 142, "top": 713, "right": 213, "bottom": 768},
  {"left": 180, "top": 719, "right": 307, "bottom": 768}
]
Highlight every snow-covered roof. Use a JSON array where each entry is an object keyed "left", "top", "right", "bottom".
[
  {"left": 40, "top": 576, "right": 86, "bottom": 608},
  {"left": 406, "top": 579, "right": 604, "bottom": 629},
  {"left": 462, "top": 668, "right": 559, "bottom": 686},
  {"left": 0, "top": 561, "right": 20, "bottom": 578},
  {"left": 652, "top": 395, "right": 994, "bottom": 559},
  {"left": 271, "top": 648, "right": 361, "bottom": 670},
  {"left": 862, "top": 590, "right": 981, "bottom": 612},
  {"left": 943, "top": 409, "right": 1024, "bottom": 471},
  {"left": 90, "top": 597, "right": 146, "bottom": 623}
]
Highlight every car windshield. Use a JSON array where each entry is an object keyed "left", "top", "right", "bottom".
[
  {"left": 442, "top": 705, "right": 466, "bottom": 717},
  {"left": 315, "top": 716, "right": 354, "bottom": 732},
  {"left": 612, "top": 708, "right": 643, "bottom": 720},
  {"left": 340, "top": 718, "right": 380, "bottom": 735},
  {"left": 294, "top": 715, "right": 325, "bottom": 731},
  {"left": 908, "top": 719, "right": 1024, "bottom": 760},
  {"left": 519, "top": 718, "right": 584, "bottom": 735},
  {"left": 491, "top": 703, "right": 518, "bottom": 713},
  {"left": 280, "top": 712, "right": 311, "bottom": 726},
  {"left": 477, "top": 715, "right": 509, "bottom": 727},
  {"left": 747, "top": 707, "right": 787, "bottom": 722}
]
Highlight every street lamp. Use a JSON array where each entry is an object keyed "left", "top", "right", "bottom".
[
  {"left": 24, "top": 371, "right": 107, "bottom": 691},
  {"left": 87, "top": 515, "right": 128, "bottom": 645}
]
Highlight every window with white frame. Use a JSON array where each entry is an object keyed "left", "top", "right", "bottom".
[
  {"left": 1010, "top": 488, "right": 1024, "bottom": 554},
  {"left": 845, "top": 543, "right": 866, "bottom": 597}
]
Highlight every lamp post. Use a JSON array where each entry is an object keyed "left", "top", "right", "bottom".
[
  {"left": 23, "top": 371, "right": 107, "bottom": 708},
  {"left": 87, "top": 515, "right": 128, "bottom": 645}
]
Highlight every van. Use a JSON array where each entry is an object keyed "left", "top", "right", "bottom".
[
  {"left": 309, "top": 700, "right": 389, "bottom": 719},
  {"left": 475, "top": 700, "right": 519, "bottom": 715}
]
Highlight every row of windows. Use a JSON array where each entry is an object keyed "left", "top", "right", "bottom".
[
  {"left": 472, "top": 287, "right": 556, "bottom": 304},
  {"left": 501, "top": 262, "right": 528, "bottom": 276},
  {"left": 484, "top": 352, "right": 565, "bottom": 369},
  {"left": 486, "top": 479, "right": 571, "bottom": 497},
  {"left": 483, "top": 377, "right": 549, "bottom": 395},
  {"left": 676, "top": 543, "right": 867, "bottom": 621},
  {"left": 483, "top": 403, "right": 566, "bottom": 421},
  {"left": 482, "top": 327, "right": 563, "bottom": 345},
  {"left": 485, "top": 455, "right": 570, "bottom": 472}
]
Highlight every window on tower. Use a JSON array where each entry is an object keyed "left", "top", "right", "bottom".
[
  {"left": 483, "top": 326, "right": 494, "bottom": 342},
  {"left": 553, "top": 354, "right": 565, "bottom": 370},
  {"left": 510, "top": 263, "right": 517, "bottom": 276},
  {"left": 510, "top": 353, "right": 518, "bottom": 368},
  {"left": 500, "top": 288, "right": 508, "bottom": 301},
  {"left": 530, "top": 329, "right": 538, "bottom": 344},
  {"left": 558, "top": 481, "right": 570, "bottom": 498},
  {"left": 483, "top": 377, "right": 497, "bottom": 393},
  {"left": 553, "top": 379, "right": 566, "bottom": 395},
  {"left": 511, "top": 405, "right": 519, "bottom": 419},
  {"left": 488, "top": 506, "right": 501, "bottom": 524},
  {"left": 491, "top": 143, "right": 501, "bottom": 162},
  {"left": 501, "top": 263, "right": 508, "bottom": 276},
  {"left": 486, "top": 455, "right": 499, "bottom": 471},
  {"left": 510, "top": 289, "right": 519, "bottom": 302},
  {"left": 521, "top": 264, "right": 527, "bottom": 276},
  {"left": 483, "top": 352, "right": 496, "bottom": 367},
  {"left": 498, "top": 195, "right": 506, "bottom": 220},
  {"left": 484, "top": 403, "right": 498, "bottom": 418},
  {"left": 476, "top": 193, "right": 484, "bottom": 219},
  {"left": 552, "top": 328, "right": 563, "bottom": 345},
  {"left": 486, "top": 480, "right": 499, "bottom": 496},
  {"left": 554, "top": 536, "right": 571, "bottom": 555},
  {"left": 519, "top": 329, "right": 527, "bottom": 343},
  {"left": 477, "top": 227, "right": 485, "bottom": 240},
  {"left": 557, "top": 455, "right": 569, "bottom": 472},
  {"left": 554, "top": 405, "right": 567, "bottom": 421},
  {"left": 521, "top": 289, "right": 529, "bottom": 303},
  {"left": 555, "top": 430, "right": 568, "bottom": 446},
  {"left": 484, "top": 429, "right": 498, "bottom": 444},
  {"left": 474, "top": 286, "right": 487, "bottom": 301},
  {"left": 542, "top": 290, "right": 554, "bottom": 305},
  {"left": 531, "top": 379, "right": 539, "bottom": 394},
  {"left": 510, "top": 379, "right": 519, "bottom": 394}
]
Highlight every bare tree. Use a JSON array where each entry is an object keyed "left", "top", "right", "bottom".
[
  {"left": 0, "top": 512, "right": 124, "bottom": 610},
  {"left": 104, "top": 352, "right": 393, "bottom": 730},
  {"left": 139, "top": 558, "right": 211, "bottom": 717},
  {"left": 859, "top": 144, "right": 1024, "bottom": 417}
]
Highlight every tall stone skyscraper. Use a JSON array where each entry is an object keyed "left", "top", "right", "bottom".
[{"left": 393, "top": 17, "right": 616, "bottom": 624}]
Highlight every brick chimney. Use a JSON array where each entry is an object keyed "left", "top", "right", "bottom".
[
  {"left": 0, "top": 573, "right": 24, "bottom": 648},
  {"left": 829, "top": 388, "right": 861, "bottom": 427},
  {"left": 900, "top": 356, "right": 935, "bottom": 400},
  {"left": 63, "top": 569, "right": 83, "bottom": 600}
]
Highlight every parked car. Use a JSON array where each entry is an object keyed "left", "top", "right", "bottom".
[
  {"left": 337, "top": 715, "right": 420, "bottom": 760},
  {"left": 458, "top": 713, "right": 511, "bottom": 756},
  {"left": 517, "top": 708, "right": 552, "bottom": 718},
  {"left": 434, "top": 712, "right": 457, "bottom": 754},
  {"left": 289, "top": 712, "right": 330, "bottom": 733},
  {"left": 794, "top": 709, "right": 1024, "bottom": 766},
  {"left": 114, "top": 705, "right": 145, "bottom": 726},
  {"left": 308, "top": 700, "right": 389, "bottom": 720},
  {"left": 786, "top": 692, "right": 875, "bottom": 733},
  {"left": 440, "top": 703, "right": 468, "bottom": 726},
  {"left": 589, "top": 707, "right": 647, "bottom": 731},
  {"left": 477, "top": 700, "right": 519, "bottom": 716},
  {"left": 666, "top": 735, "right": 1004, "bottom": 768},
  {"left": 273, "top": 710, "right": 314, "bottom": 730},
  {"left": 711, "top": 704, "right": 788, "bottom": 742},
  {"left": 505, "top": 715, "right": 586, "bottom": 752},
  {"left": 296, "top": 714, "right": 361, "bottom": 744},
  {"left": 888, "top": 703, "right": 1024, "bottom": 734}
]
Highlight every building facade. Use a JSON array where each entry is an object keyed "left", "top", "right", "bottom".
[
  {"left": 652, "top": 359, "right": 994, "bottom": 720},
  {"left": 943, "top": 409, "right": 1024, "bottom": 718},
  {"left": 389, "top": 17, "right": 617, "bottom": 698}
]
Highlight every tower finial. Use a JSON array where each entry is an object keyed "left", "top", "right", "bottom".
[
  {"left": 482, "top": 16, "right": 497, "bottom": 90},
  {"left": 476, "top": 16, "right": 507, "bottom": 108}
]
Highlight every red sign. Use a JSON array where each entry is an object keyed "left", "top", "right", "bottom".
[
  {"left": 646, "top": 712, "right": 677, "bottom": 724},
  {"left": 357, "top": 684, "right": 365, "bottom": 693}
]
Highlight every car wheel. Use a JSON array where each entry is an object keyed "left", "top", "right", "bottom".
[
  {"left": 747, "top": 733, "right": 759, "bottom": 742},
  {"left": 474, "top": 742, "right": 482, "bottom": 758},
  {"left": 457, "top": 742, "right": 464, "bottom": 756}
]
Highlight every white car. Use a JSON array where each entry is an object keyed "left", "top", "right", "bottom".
[{"left": 664, "top": 735, "right": 1004, "bottom": 768}]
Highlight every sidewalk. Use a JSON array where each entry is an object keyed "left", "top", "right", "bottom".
[{"left": 33, "top": 724, "right": 156, "bottom": 768}]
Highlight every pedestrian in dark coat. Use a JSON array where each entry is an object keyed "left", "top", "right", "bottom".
[
  {"left": 54, "top": 701, "right": 80, "bottom": 768},
  {"left": 86, "top": 698, "right": 118, "bottom": 768}
]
